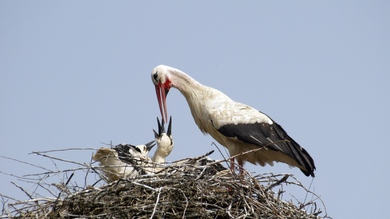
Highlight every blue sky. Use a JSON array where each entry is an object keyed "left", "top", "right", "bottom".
[{"left": 1, "top": 1, "right": 389, "bottom": 218}]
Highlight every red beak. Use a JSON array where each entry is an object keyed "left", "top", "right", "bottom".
[{"left": 155, "top": 83, "right": 169, "bottom": 123}]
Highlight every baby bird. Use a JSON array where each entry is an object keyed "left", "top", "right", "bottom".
[
  {"left": 152, "top": 116, "right": 174, "bottom": 164},
  {"left": 92, "top": 141, "right": 155, "bottom": 182},
  {"left": 115, "top": 142, "right": 155, "bottom": 163}
]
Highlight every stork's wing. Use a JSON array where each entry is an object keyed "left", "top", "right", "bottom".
[
  {"left": 216, "top": 114, "right": 316, "bottom": 177},
  {"left": 114, "top": 144, "right": 137, "bottom": 163}
]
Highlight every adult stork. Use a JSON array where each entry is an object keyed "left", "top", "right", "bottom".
[{"left": 151, "top": 65, "right": 316, "bottom": 177}]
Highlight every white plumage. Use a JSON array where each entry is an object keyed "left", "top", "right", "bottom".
[{"left": 151, "top": 65, "right": 316, "bottom": 177}]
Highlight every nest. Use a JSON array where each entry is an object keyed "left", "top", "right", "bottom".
[{"left": 1, "top": 148, "right": 330, "bottom": 218}]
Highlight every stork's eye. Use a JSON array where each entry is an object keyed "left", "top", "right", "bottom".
[
  {"left": 153, "top": 72, "right": 158, "bottom": 81},
  {"left": 134, "top": 147, "right": 141, "bottom": 153}
]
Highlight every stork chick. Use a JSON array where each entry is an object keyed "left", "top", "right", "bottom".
[
  {"left": 115, "top": 141, "right": 155, "bottom": 163},
  {"left": 92, "top": 141, "right": 155, "bottom": 182},
  {"left": 152, "top": 116, "right": 174, "bottom": 164}
]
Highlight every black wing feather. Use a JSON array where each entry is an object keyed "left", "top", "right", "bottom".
[{"left": 218, "top": 120, "right": 316, "bottom": 177}]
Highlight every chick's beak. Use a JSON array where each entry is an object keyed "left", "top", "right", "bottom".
[{"left": 145, "top": 140, "right": 156, "bottom": 151}]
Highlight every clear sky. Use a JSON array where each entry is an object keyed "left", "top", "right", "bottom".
[{"left": 1, "top": 1, "right": 389, "bottom": 218}]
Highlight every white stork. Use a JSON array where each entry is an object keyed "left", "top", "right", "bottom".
[
  {"left": 152, "top": 116, "right": 174, "bottom": 164},
  {"left": 151, "top": 65, "right": 316, "bottom": 177},
  {"left": 92, "top": 141, "right": 155, "bottom": 182}
]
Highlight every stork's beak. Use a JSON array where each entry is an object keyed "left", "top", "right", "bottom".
[
  {"left": 153, "top": 117, "right": 165, "bottom": 138},
  {"left": 155, "top": 83, "right": 169, "bottom": 123},
  {"left": 167, "top": 116, "right": 172, "bottom": 137},
  {"left": 145, "top": 140, "right": 156, "bottom": 151}
]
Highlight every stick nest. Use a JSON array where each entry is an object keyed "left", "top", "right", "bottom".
[{"left": 1, "top": 149, "right": 329, "bottom": 219}]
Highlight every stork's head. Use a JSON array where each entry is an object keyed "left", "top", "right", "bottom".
[
  {"left": 153, "top": 116, "right": 174, "bottom": 157},
  {"left": 115, "top": 141, "right": 155, "bottom": 159},
  {"left": 151, "top": 65, "right": 175, "bottom": 123},
  {"left": 127, "top": 141, "right": 155, "bottom": 159}
]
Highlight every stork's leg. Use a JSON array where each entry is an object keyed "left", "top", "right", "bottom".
[
  {"left": 230, "top": 158, "right": 245, "bottom": 177},
  {"left": 230, "top": 158, "right": 235, "bottom": 171},
  {"left": 238, "top": 159, "right": 244, "bottom": 177}
]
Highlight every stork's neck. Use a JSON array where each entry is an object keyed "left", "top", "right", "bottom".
[
  {"left": 170, "top": 69, "right": 202, "bottom": 95},
  {"left": 171, "top": 69, "right": 228, "bottom": 103},
  {"left": 170, "top": 69, "right": 232, "bottom": 133},
  {"left": 152, "top": 152, "right": 166, "bottom": 163}
]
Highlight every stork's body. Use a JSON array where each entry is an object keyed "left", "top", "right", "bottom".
[{"left": 151, "top": 65, "right": 316, "bottom": 177}]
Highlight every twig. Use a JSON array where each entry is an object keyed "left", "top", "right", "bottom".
[
  {"left": 150, "top": 187, "right": 162, "bottom": 219},
  {"left": 52, "top": 172, "right": 74, "bottom": 212},
  {"left": 23, "top": 167, "right": 89, "bottom": 177},
  {"left": 265, "top": 174, "right": 290, "bottom": 192},
  {"left": 29, "top": 148, "right": 97, "bottom": 154},
  {"left": 10, "top": 182, "right": 33, "bottom": 200},
  {"left": 132, "top": 182, "right": 156, "bottom": 191},
  {"left": 30, "top": 151, "right": 85, "bottom": 166},
  {"left": 211, "top": 142, "right": 232, "bottom": 169},
  {"left": 0, "top": 156, "right": 51, "bottom": 172}
]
